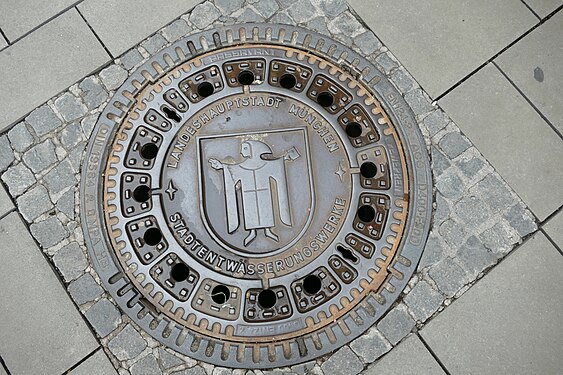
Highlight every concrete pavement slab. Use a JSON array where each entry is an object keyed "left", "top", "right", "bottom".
[
  {"left": 421, "top": 233, "right": 563, "bottom": 374},
  {"left": 70, "top": 349, "right": 117, "bottom": 375},
  {"left": 348, "top": 0, "right": 537, "bottom": 98},
  {"left": 78, "top": 0, "right": 200, "bottom": 57},
  {"left": 0, "top": 33, "right": 6, "bottom": 50},
  {"left": 0, "top": 364, "right": 6, "bottom": 375},
  {"left": 0, "top": 9, "right": 110, "bottom": 132},
  {"left": 439, "top": 63, "right": 563, "bottom": 220},
  {"left": 362, "top": 335, "right": 446, "bottom": 375},
  {"left": 544, "top": 210, "right": 563, "bottom": 249},
  {"left": 524, "top": 0, "right": 562, "bottom": 17},
  {"left": 496, "top": 11, "right": 563, "bottom": 134},
  {"left": 0, "top": 183, "right": 13, "bottom": 218},
  {"left": 0, "top": 212, "right": 98, "bottom": 375},
  {"left": 0, "top": 0, "right": 77, "bottom": 41}
]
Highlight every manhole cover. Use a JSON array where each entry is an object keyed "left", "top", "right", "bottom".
[{"left": 81, "top": 24, "right": 432, "bottom": 368}]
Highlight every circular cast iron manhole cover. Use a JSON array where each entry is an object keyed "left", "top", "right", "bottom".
[{"left": 81, "top": 24, "right": 432, "bottom": 368}]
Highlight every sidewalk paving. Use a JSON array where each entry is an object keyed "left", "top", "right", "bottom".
[{"left": 0, "top": 0, "right": 561, "bottom": 374}]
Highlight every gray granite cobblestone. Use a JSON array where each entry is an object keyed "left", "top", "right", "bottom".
[
  {"left": 389, "top": 66, "right": 416, "bottom": 94},
  {"left": 57, "top": 188, "right": 75, "bottom": 220},
  {"left": 2, "top": 162, "right": 36, "bottom": 196},
  {"left": 26, "top": 104, "right": 62, "bottom": 137},
  {"left": 428, "top": 257, "right": 470, "bottom": 297},
  {"left": 479, "top": 222, "right": 518, "bottom": 255},
  {"left": 312, "top": 0, "right": 347, "bottom": 18},
  {"left": 470, "top": 174, "right": 515, "bottom": 213},
  {"left": 84, "top": 297, "right": 122, "bottom": 337},
  {"left": 456, "top": 149, "right": 486, "bottom": 178},
  {"left": 290, "top": 361, "right": 315, "bottom": 375},
  {"left": 130, "top": 354, "right": 162, "bottom": 375},
  {"left": 236, "top": 7, "right": 265, "bottom": 22},
  {"left": 454, "top": 195, "right": 491, "bottom": 229},
  {"left": 327, "top": 12, "right": 364, "bottom": 38},
  {"left": 287, "top": 2, "right": 318, "bottom": 23},
  {"left": 171, "top": 366, "right": 207, "bottom": 375},
  {"left": 374, "top": 52, "right": 399, "bottom": 75},
  {"left": 503, "top": 203, "right": 537, "bottom": 236},
  {"left": 141, "top": 33, "right": 168, "bottom": 55},
  {"left": 190, "top": 2, "right": 221, "bottom": 29},
  {"left": 55, "top": 92, "right": 88, "bottom": 122},
  {"left": 270, "top": 12, "right": 293, "bottom": 25},
  {"left": 52, "top": 242, "right": 88, "bottom": 282},
  {"left": 305, "top": 17, "right": 330, "bottom": 35},
  {"left": 438, "top": 131, "right": 471, "bottom": 158},
  {"left": 58, "top": 122, "right": 84, "bottom": 149},
  {"left": 253, "top": 0, "right": 279, "bottom": 18},
  {"left": 7, "top": 122, "right": 34, "bottom": 152},
  {"left": 162, "top": 19, "right": 192, "bottom": 42},
  {"left": 81, "top": 114, "right": 98, "bottom": 137},
  {"left": 17, "top": 184, "right": 53, "bottom": 221},
  {"left": 68, "top": 273, "right": 104, "bottom": 305},
  {"left": 214, "top": 0, "right": 245, "bottom": 15},
  {"left": 0, "top": 135, "right": 15, "bottom": 172},
  {"left": 321, "top": 346, "right": 363, "bottom": 375},
  {"left": 108, "top": 324, "right": 148, "bottom": 361},
  {"left": 99, "top": 65, "right": 129, "bottom": 91},
  {"left": 404, "top": 88, "right": 434, "bottom": 117},
  {"left": 377, "top": 304, "right": 415, "bottom": 345},
  {"left": 423, "top": 110, "right": 449, "bottom": 136},
  {"left": 436, "top": 169, "right": 464, "bottom": 200},
  {"left": 119, "top": 48, "right": 144, "bottom": 71},
  {"left": 456, "top": 236, "right": 496, "bottom": 278},
  {"left": 349, "top": 326, "right": 392, "bottom": 363},
  {"left": 23, "top": 139, "right": 57, "bottom": 173},
  {"left": 430, "top": 146, "right": 451, "bottom": 177},
  {"left": 418, "top": 233, "right": 447, "bottom": 270},
  {"left": 44, "top": 160, "right": 76, "bottom": 196},
  {"left": 403, "top": 280, "right": 443, "bottom": 322},
  {"left": 30, "top": 215, "right": 68, "bottom": 248},
  {"left": 158, "top": 348, "right": 187, "bottom": 369},
  {"left": 353, "top": 31, "right": 382, "bottom": 56},
  {"left": 79, "top": 76, "right": 109, "bottom": 110}
]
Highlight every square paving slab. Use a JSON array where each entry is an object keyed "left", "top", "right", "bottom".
[
  {"left": 69, "top": 350, "right": 117, "bottom": 375},
  {"left": 78, "top": 0, "right": 200, "bottom": 56},
  {"left": 544, "top": 210, "right": 563, "bottom": 249},
  {"left": 0, "top": 184, "right": 13, "bottom": 218},
  {"left": 439, "top": 63, "right": 563, "bottom": 220},
  {"left": 0, "top": 0, "right": 77, "bottom": 41},
  {"left": 421, "top": 232, "right": 563, "bottom": 375},
  {"left": 524, "top": 0, "right": 562, "bottom": 17},
  {"left": 363, "top": 334, "right": 445, "bottom": 375},
  {"left": 348, "top": 0, "right": 537, "bottom": 98},
  {"left": 0, "top": 34, "right": 6, "bottom": 50},
  {"left": 0, "top": 9, "right": 110, "bottom": 132},
  {"left": 0, "top": 212, "right": 98, "bottom": 375},
  {"left": 496, "top": 11, "right": 563, "bottom": 134}
]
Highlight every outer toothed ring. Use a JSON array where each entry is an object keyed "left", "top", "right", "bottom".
[{"left": 81, "top": 24, "right": 432, "bottom": 369}]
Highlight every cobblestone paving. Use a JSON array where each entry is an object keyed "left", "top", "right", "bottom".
[{"left": 0, "top": 0, "right": 555, "bottom": 374}]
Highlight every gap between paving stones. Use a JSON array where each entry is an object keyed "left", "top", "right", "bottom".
[{"left": 0, "top": 0, "right": 541, "bottom": 374}]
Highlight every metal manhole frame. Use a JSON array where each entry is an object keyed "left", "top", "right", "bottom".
[{"left": 80, "top": 24, "right": 432, "bottom": 369}]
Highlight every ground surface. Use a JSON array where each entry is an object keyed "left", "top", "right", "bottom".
[{"left": 0, "top": 1, "right": 562, "bottom": 374}]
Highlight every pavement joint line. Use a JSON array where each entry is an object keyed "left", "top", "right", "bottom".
[
  {"left": 75, "top": 6, "right": 114, "bottom": 60},
  {"left": 0, "top": 26, "right": 9, "bottom": 45},
  {"left": 434, "top": 4, "right": 563, "bottom": 102},
  {"left": 538, "top": 202, "right": 563, "bottom": 227},
  {"left": 60, "top": 346, "right": 102, "bottom": 375},
  {"left": 5, "top": 0, "right": 86, "bottom": 46},
  {"left": 0, "top": 354, "right": 12, "bottom": 375},
  {"left": 492, "top": 61, "right": 563, "bottom": 141},
  {"left": 519, "top": 0, "right": 541, "bottom": 20},
  {"left": 540, "top": 228, "right": 563, "bottom": 257},
  {"left": 416, "top": 332, "right": 452, "bottom": 375}
]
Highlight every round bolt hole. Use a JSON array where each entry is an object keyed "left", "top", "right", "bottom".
[
  {"left": 360, "top": 162, "right": 378, "bottom": 179},
  {"left": 257, "top": 289, "right": 277, "bottom": 309},
  {"left": 345, "top": 122, "right": 362, "bottom": 138},
  {"left": 211, "top": 285, "right": 230, "bottom": 304},
  {"left": 197, "top": 82, "right": 215, "bottom": 97},
  {"left": 279, "top": 74, "right": 297, "bottom": 89},
  {"left": 144, "top": 227, "right": 162, "bottom": 246},
  {"left": 303, "top": 274, "right": 322, "bottom": 295},
  {"left": 140, "top": 143, "right": 159, "bottom": 160},
  {"left": 133, "top": 185, "right": 151, "bottom": 202},
  {"left": 317, "top": 92, "right": 334, "bottom": 107},
  {"left": 358, "top": 205, "right": 376, "bottom": 222},
  {"left": 170, "top": 262, "right": 190, "bottom": 282},
  {"left": 237, "top": 70, "right": 255, "bottom": 85}
]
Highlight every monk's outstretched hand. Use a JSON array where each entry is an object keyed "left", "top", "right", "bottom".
[{"left": 209, "top": 158, "right": 223, "bottom": 170}]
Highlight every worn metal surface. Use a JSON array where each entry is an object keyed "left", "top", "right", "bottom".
[{"left": 81, "top": 24, "right": 432, "bottom": 368}]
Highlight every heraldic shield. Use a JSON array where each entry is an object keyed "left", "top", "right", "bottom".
[{"left": 198, "top": 129, "right": 314, "bottom": 255}]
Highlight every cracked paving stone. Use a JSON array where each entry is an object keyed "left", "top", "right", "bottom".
[
  {"left": 85, "top": 298, "right": 122, "bottom": 338},
  {"left": 455, "top": 195, "right": 491, "bottom": 228},
  {"left": 215, "top": 0, "right": 245, "bottom": 15},
  {"left": 390, "top": 67, "right": 416, "bottom": 94},
  {"left": 431, "top": 146, "right": 451, "bottom": 177},
  {"left": 108, "top": 324, "right": 147, "bottom": 361},
  {"left": 253, "top": 0, "right": 279, "bottom": 18},
  {"left": 375, "top": 52, "right": 399, "bottom": 75},
  {"left": 130, "top": 354, "right": 162, "bottom": 375},
  {"left": 428, "top": 257, "right": 470, "bottom": 297},
  {"left": 171, "top": 365, "right": 207, "bottom": 375},
  {"left": 141, "top": 33, "right": 168, "bottom": 55},
  {"left": 44, "top": 160, "right": 76, "bottom": 196},
  {"left": 237, "top": 7, "right": 265, "bottom": 22},
  {"left": 120, "top": 48, "right": 144, "bottom": 71},
  {"left": 79, "top": 76, "right": 109, "bottom": 110},
  {"left": 2, "top": 162, "right": 36, "bottom": 196},
  {"left": 68, "top": 273, "right": 104, "bottom": 305},
  {"left": 17, "top": 184, "right": 53, "bottom": 222},
  {"left": 503, "top": 204, "right": 537, "bottom": 237},
  {"left": 377, "top": 304, "right": 416, "bottom": 345},
  {"left": 81, "top": 114, "right": 98, "bottom": 137},
  {"left": 418, "top": 233, "right": 447, "bottom": 270},
  {"left": 312, "top": 0, "right": 347, "bottom": 18},
  {"left": 439, "top": 131, "right": 471, "bottom": 159},
  {"left": 436, "top": 169, "right": 464, "bottom": 201},
  {"left": 353, "top": 31, "right": 382, "bottom": 56},
  {"left": 57, "top": 188, "right": 75, "bottom": 220},
  {"left": 23, "top": 139, "right": 57, "bottom": 173},
  {"left": 404, "top": 88, "right": 433, "bottom": 117},
  {"left": 189, "top": 2, "right": 221, "bottom": 29},
  {"left": 287, "top": 1, "right": 318, "bottom": 23},
  {"left": 55, "top": 92, "right": 88, "bottom": 122},
  {"left": 0, "top": 135, "right": 15, "bottom": 173},
  {"left": 403, "top": 280, "right": 443, "bottom": 322},
  {"left": 8, "top": 122, "right": 34, "bottom": 153},
  {"left": 456, "top": 235, "right": 496, "bottom": 277},
  {"left": 99, "top": 64, "right": 129, "bottom": 91},
  {"left": 30, "top": 216, "right": 68, "bottom": 248},
  {"left": 321, "top": 346, "right": 363, "bottom": 375},
  {"left": 158, "top": 348, "right": 188, "bottom": 369},
  {"left": 328, "top": 12, "right": 364, "bottom": 38},
  {"left": 68, "top": 143, "right": 86, "bottom": 172},
  {"left": 26, "top": 104, "right": 62, "bottom": 137},
  {"left": 162, "top": 19, "right": 192, "bottom": 42},
  {"left": 349, "top": 326, "right": 392, "bottom": 363},
  {"left": 423, "top": 110, "right": 449, "bottom": 136},
  {"left": 52, "top": 242, "right": 87, "bottom": 282}
]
